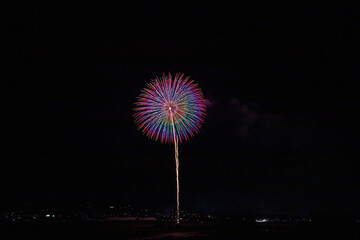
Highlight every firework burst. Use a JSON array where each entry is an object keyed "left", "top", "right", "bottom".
[
  {"left": 134, "top": 73, "right": 206, "bottom": 223},
  {"left": 134, "top": 73, "right": 206, "bottom": 144}
]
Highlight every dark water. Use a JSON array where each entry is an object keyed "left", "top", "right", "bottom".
[
  {"left": 130, "top": 231, "right": 208, "bottom": 239},
  {"left": 1, "top": 222, "right": 360, "bottom": 239}
]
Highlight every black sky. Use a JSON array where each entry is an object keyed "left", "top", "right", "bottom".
[{"left": 1, "top": 2, "right": 359, "bottom": 216}]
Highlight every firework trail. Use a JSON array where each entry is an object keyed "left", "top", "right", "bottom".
[
  {"left": 170, "top": 112, "right": 180, "bottom": 222},
  {"left": 134, "top": 73, "right": 206, "bottom": 223}
]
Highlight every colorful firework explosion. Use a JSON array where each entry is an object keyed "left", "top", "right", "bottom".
[{"left": 134, "top": 73, "right": 206, "bottom": 144}]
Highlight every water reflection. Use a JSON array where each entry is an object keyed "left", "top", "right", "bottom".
[{"left": 133, "top": 231, "right": 208, "bottom": 239}]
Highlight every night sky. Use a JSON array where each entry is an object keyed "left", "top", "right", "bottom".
[{"left": 1, "top": 2, "right": 359, "bottom": 216}]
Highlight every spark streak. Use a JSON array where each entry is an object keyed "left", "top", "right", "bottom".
[{"left": 170, "top": 111, "right": 180, "bottom": 224}]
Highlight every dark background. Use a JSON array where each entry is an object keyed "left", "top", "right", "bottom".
[{"left": 1, "top": 2, "right": 359, "bottom": 217}]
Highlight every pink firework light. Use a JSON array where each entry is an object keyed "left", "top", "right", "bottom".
[{"left": 134, "top": 73, "right": 206, "bottom": 223}]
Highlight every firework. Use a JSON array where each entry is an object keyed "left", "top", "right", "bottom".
[{"left": 134, "top": 73, "right": 206, "bottom": 223}]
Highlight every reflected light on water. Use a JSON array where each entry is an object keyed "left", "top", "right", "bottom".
[{"left": 134, "top": 231, "right": 208, "bottom": 239}]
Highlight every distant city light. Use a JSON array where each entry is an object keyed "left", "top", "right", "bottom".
[
  {"left": 255, "top": 218, "right": 268, "bottom": 223},
  {"left": 2, "top": 204, "right": 219, "bottom": 224}
]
